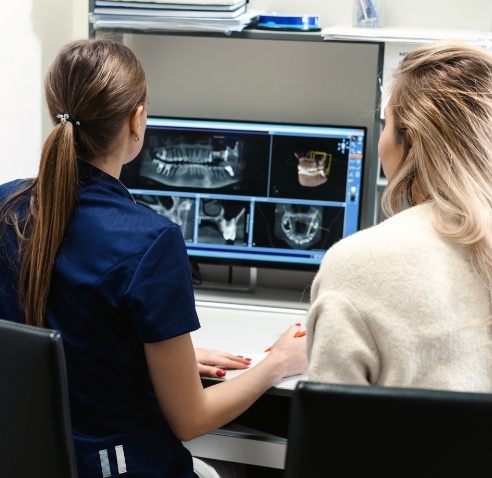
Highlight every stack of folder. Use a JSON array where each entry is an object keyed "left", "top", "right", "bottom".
[{"left": 91, "top": 0, "right": 259, "bottom": 33}]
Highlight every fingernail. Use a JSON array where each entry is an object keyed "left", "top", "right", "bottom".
[
  {"left": 216, "top": 369, "right": 226, "bottom": 377},
  {"left": 245, "top": 358, "right": 252, "bottom": 362},
  {"left": 295, "top": 323, "right": 301, "bottom": 326}
]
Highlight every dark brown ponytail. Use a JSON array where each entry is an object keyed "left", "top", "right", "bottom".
[{"left": 1, "top": 38, "right": 147, "bottom": 326}]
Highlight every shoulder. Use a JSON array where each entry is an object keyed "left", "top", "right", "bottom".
[
  {"left": 326, "top": 204, "right": 435, "bottom": 261},
  {"left": 70, "top": 184, "right": 186, "bottom": 263},
  {"left": 313, "top": 204, "right": 439, "bottom": 288},
  {"left": 76, "top": 178, "right": 179, "bottom": 238},
  {"left": 121, "top": 198, "right": 181, "bottom": 242},
  {"left": 115, "top": 202, "right": 188, "bottom": 265},
  {"left": 0, "top": 179, "right": 32, "bottom": 202}
]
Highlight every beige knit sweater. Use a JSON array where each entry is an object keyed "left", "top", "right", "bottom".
[{"left": 307, "top": 203, "right": 492, "bottom": 392}]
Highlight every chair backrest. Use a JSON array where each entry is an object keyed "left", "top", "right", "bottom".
[
  {"left": 0, "top": 318, "right": 78, "bottom": 477},
  {"left": 284, "top": 380, "right": 492, "bottom": 478}
]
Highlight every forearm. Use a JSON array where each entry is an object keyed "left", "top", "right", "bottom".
[
  {"left": 198, "top": 354, "right": 288, "bottom": 432},
  {"left": 171, "top": 353, "right": 289, "bottom": 441},
  {"left": 145, "top": 327, "right": 306, "bottom": 442}
]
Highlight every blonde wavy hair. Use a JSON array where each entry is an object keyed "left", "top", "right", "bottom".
[{"left": 381, "top": 41, "right": 492, "bottom": 290}]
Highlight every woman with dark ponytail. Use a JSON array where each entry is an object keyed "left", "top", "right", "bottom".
[{"left": 0, "top": 38, "right": 307, "bottom": 477}]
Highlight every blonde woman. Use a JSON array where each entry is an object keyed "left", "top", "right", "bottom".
[{"left": 307, "top": 41, "right": 492, "bottom": 392}]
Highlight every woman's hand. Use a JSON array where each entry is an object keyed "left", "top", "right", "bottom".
[
  {"left": 195, "top": 348, "right": 251, "bottom": 378},
  {"left": 266, "top": 324, "right": 309, "bottom": 378}
]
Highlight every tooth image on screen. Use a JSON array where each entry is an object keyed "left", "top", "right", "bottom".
[
  {"left": 198, "top": 199, "right": 247, "bottom": 245},
  {"left": 274, "top": 204, "right": 322, "bottom": 249},
  {"left": 140, "top": 133, "right": 243, "bottom": 189},
  {"left": 295, "top": 151, "right": 332, "bottom": 187},
  {"left": 119, "top": 116, "right": 367, "bottom": 270}
]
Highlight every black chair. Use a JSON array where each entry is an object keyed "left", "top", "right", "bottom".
[
  {"left": 0, "top": 318, "right": 78, "bottom": 477},
  {"left": 284, "top": 380, "right": 492, "bottom": 478}
]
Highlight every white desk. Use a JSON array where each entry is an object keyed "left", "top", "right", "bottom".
[
  {"left": 185, "top": 291, "right": 309, "bottom": 470},
  {"left": 192, "top": 299, "right": 308, "bottom": 352}
]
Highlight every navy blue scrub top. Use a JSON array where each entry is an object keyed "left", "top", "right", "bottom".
[{"left": 0, "top": 160, "right": 201, "bottom": 477}]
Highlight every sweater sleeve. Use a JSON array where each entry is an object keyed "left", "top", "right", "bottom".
[{"left": 306, "top": 289, "right": 381, "bottom": 385}]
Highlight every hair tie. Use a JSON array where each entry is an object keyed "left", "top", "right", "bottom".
[{"left": 56, "top": 113, "right": 80, "bottom": 126}]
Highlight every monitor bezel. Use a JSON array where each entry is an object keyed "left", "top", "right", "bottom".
[{"left": 123, "top": 115, "right": 368, "bottom": 273}]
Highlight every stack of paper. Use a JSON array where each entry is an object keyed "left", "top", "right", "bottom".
[
  {"left": 321, "top": 26, "right": 492, "bottom": 48},
  {"left": 91, "top": 0, "right": 260, "bottom": 33}
]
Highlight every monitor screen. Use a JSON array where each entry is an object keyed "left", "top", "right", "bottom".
[{"left": 120, "top": 116, "right": 366, "bottom": 271}]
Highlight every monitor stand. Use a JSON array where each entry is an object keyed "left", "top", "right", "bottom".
[{"left": 192, "top": 264, "right": 257, "bottom": 293}]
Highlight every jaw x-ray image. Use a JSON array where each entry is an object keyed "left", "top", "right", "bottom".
[
  {"left": 254, "top": 201, "right": 344, "bottom": 251},
  {"left": 119, "top": 119, "right": 364, "bottom": 268},
  {"left": 197, "top": 199, "right": 249, "bottom": 245},
  {"left": 138, "top": 131, "right": 244, "bottom": 190},
  {"left": 274, "top": 203, "right": 323, "bottom": 249}
]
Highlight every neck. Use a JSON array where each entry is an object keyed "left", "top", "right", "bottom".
[{"left": 90, "top": 157, "right": 123, "bottom": 179}]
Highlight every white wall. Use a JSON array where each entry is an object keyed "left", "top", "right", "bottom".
[
  {"left": 248, "top": 0, "right": 492, "bottom": 31},
  {"left": 0, "top": 0, "right": 490, "bottom": 186},
  {"left": 0, "top": 0, "right": 88, "bottom": 185}
]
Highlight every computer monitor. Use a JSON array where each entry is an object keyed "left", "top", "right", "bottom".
[{"left": 120, "top": 116, "right": 367, "bottom": 272}]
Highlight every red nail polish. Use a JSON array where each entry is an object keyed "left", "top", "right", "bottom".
[
  {"left": 216, "top": 369, "right": 226, "bottom": 377},
  {"left": 245, "top": 358, "right": 252, "bottom": 361},
  {"left": 295, "top": 323, "right": 301, "bottom": 326}
]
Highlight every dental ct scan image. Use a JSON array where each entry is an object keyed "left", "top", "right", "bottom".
[
  {"left": 269, "top": 135, "right": 351, "bottom": 202},
  {"left": 122, "top": 129, "right": 270, "bottom": 196},
  {"left": 120, "top": 117, "right": 366, "bottom": 270}
]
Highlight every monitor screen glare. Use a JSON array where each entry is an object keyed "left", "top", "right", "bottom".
[{"left": 120, "top": 117, "right": 366, "bottom": 270}]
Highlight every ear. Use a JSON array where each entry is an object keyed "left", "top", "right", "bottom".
[{"left": 129, "top": 105, "right": 145, "bottom": 137}]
